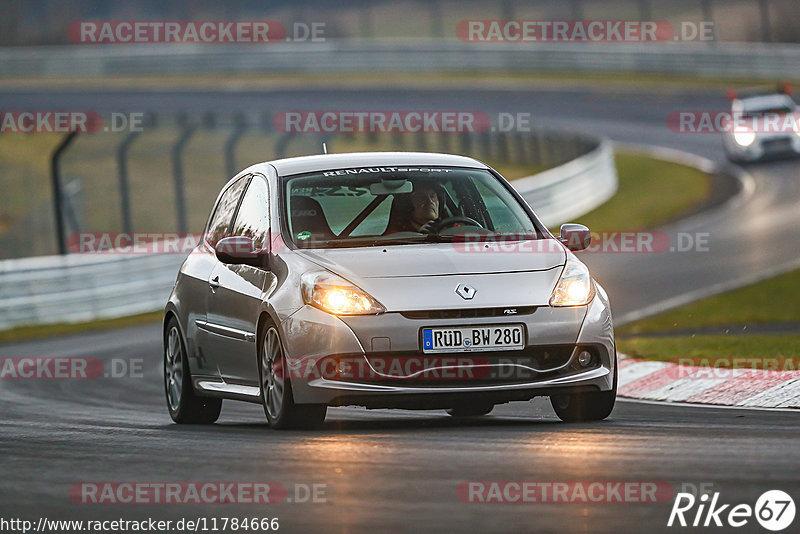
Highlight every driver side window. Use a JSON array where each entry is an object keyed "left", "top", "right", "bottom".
[
  {"left": 231, "top": 176, "right": 271, "bottom": 250},
  {"left": 205, "top": 176, "right": 249, "bottom": 247}
]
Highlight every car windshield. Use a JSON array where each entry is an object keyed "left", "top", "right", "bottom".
[
  {"left": 740, "top": 96, "right": 795, "bottom": 117},
  {"left": 283, "top": 166, "right": 543, "bottom": 248},
  {"left": 742, "top": 105, "right": 794, "bottom": 117}
]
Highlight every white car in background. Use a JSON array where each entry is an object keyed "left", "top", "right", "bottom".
[{"left": 723, "top": 87, "right": 800, "bottom": 162}]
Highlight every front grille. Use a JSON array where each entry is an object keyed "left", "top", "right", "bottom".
[
  {"left": 400, "top": 306, "right": 537, "bottom": 320},
  {"left": 314, "top": 345, "right": 592, "bottom": 388},
  {"left": 762, "top": 138, "right": 794, "bottom": 152}
]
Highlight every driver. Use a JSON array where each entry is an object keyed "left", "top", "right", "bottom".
[{"left": 384, "top": 183, "right": 444, "bottom": 234}]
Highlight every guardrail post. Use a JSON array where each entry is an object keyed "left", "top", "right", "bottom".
[
  {"left": 275, "top": 133, "right": 296, "bottom": 159},
  {"left": 501, "top": 0, "right": 514, "bottom": 20},
  {"left": 700, "top": 0, "right": 714, "bottom": 45},
  {"left": 225, "top": 112, "right": 247, "bottom": 180},
  {"left": 428, "top": 0, "right": 444, "bottom": 38},
  {"left": 638, "top": 0, "right": 651, "bottom": 20},
  {"left": 514, "top": 132, "right": 527, "bottom": 164},
  {"left": 116, "top": 123, "right": 145, "bottom": 235},
  {"left": 496, "top": 133, "right": 510, "bottom": 162},
  {"left": 570, "top": 0, "right": 583, "bottom": 20},
  {"left": 415, "top": 133, "right": 429, "bottom": 152},
  {"left": 459, "top": 132, "right": 472, "bottom": 156},
  {"left": 51, "top": 131, "right": 79, "bottom": 255},
  {"left": 392, "top": 130, "right": 404, "bottom": 151},
  {"left": 758, "top": 0, "right": 771, "bottom": 43},
  {"left": 359, "top": 6, "right": 373, "bottom": 38},
  {"left": 438, "top": 132, "right": 451, "bottom": 154},
  {"left": 171, "top": 114, "right": 196, "bottom": 233}
]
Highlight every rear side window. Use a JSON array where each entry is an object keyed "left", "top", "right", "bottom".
[
  {"left": 206, "top": 176, "right": 249, "bottom": 247},
  {"left": 231, "top": 176, "right": 270, "bottom": 250}
]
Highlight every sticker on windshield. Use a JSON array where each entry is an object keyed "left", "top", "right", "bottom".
[
  {"left": 321, "top": 167, "right": 454, "bottom": 177},
  {"left": 296, "top": 230, "right": 312, "bottom": 241}
]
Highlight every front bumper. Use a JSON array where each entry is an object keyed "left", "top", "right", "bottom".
[
  {"left": 282, "top": 287, "right": 615, "bottom": 407},
  {"left": 728, "top": 134, "right": 800, "bottom": 161}
]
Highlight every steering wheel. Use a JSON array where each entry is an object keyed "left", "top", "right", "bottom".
[{"left": 428, "top": 216, "right": 483, "bottom": 233}]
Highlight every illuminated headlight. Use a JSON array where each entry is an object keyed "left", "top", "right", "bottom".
[
  {"left": 301, "top": 272, "right": 385, "bottom": 315},
  {"left": 549, "top": 260, "right": 596, "bottom": 307},
  {"left": 733, "top": 127, "right": 756, "bottom": 147}
]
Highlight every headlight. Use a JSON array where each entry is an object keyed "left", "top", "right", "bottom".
[
  {"left": 733, "top": 127, "right": 756, "bottom": 147},
  {"left": 301, "top": 272, "right": 385, "bottom": 315},
  {"left": 549, "top": 260, "right": 595, "bottom": 307}
]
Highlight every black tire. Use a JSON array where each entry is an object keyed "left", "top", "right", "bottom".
[
  {"left": 550, "top": 357, "right": 617, "bottom": 423},
  {"left": 446, "top": 403, "right": 494, "bottom": 417},
  {"left": 164, "top": 317, "right": 222, "bottom": 424},
  {"left": 259, "top": 324, "right": 327, "bottom": 430}
]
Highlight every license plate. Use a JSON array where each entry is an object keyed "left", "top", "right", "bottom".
[{"left": 421, "top": 325, "right": 525, "bottom": 353}]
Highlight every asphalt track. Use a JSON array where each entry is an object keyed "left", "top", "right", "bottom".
[{"left": 1, "top": 87, "right": 799, "bottom": 533}]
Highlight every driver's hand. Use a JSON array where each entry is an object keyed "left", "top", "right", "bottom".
[{"left": 418, "top": 221, "right": 436, "bottom": 234}]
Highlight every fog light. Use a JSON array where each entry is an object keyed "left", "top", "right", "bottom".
[{"left": 577, "top": 350, "right": 593, "bottom": 367}]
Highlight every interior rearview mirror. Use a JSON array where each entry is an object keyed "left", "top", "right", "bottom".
[{"left": 369, "top": 179, "right": 413, "bottom": 195}]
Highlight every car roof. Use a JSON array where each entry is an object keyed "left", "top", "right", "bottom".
[{"left": 267, "top": 151, "right": 489, "bottom": 176}]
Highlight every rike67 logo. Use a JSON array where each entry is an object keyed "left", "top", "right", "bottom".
[{"left": 668, "top": 490, "right": 795, "bottom": 531}]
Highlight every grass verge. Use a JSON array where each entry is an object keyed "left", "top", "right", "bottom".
[
  {"left": 617, "top": 268, "right": 800, "bottom": 367},
  {"left": 618, "top": 335, "right": 800, "bottom": 364},
  {"left": 0, "top": 311, "right": 162, "bottom": 344},
  {"left": 619, "top": 268, "right": 800, "bottom": 335},
  {"left": 567, "top": 150, "right": 712, "bottom": 232}
]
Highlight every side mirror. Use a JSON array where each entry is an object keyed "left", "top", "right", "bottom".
[
  {"left": 558, "top": 223, "right": 591, "bottom": 252},
  {"left": 215, "top": 236, "right": 269, "bottom": 268}
]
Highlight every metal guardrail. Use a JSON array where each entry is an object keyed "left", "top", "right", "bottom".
[
  {"left": 0, "top": 131, "right": 616, "bottom": 331},
  {"left": 0, "top": 253, "right": 184, "bottom": 330},
  {"left": 2, "top": 40, "right": 800, "bottom": 79},
  {"left": 518, "top": 138, "right": 617, "bottom": 227}
]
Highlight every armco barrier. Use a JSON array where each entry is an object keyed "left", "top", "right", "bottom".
[
  {"left": 0, "top": 132, "right": 616, "bottom": 331},
  {"left": 1, "top": 41, "right": 800, "bottom": 80},
  {"left": 518, "top": 138, "right": 617, "bottom": 227},
  {"left": 0, "top": 253, "right": 184, "bottom": 331}
]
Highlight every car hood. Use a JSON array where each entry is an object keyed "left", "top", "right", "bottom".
[
  {"left": 295, "top": 240, "right": 565, "bottom": 278},
  {"left": 293, "top": 240, "right": 567, "bottom": 310}
]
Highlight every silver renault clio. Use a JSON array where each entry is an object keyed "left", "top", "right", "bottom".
[{"left": 163, "top": 152, "right": 616, "bottom": 429}]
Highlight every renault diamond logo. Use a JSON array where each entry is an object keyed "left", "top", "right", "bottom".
[{"left": 456, "top": 283, "right": 476, "bottom": 300}]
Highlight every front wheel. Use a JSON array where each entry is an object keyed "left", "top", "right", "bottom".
[
  {"left": 550, "top": 356, "right": 617, "bottom": 422},
  {"left": 260, "top": 325, "right": 327, "bottom": 430},
  {"left": 164, "top": 318, "right": 222, "bottom": 424},
  {"left": 550, "top": 388, "right": 616, "bottom": 422}
]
